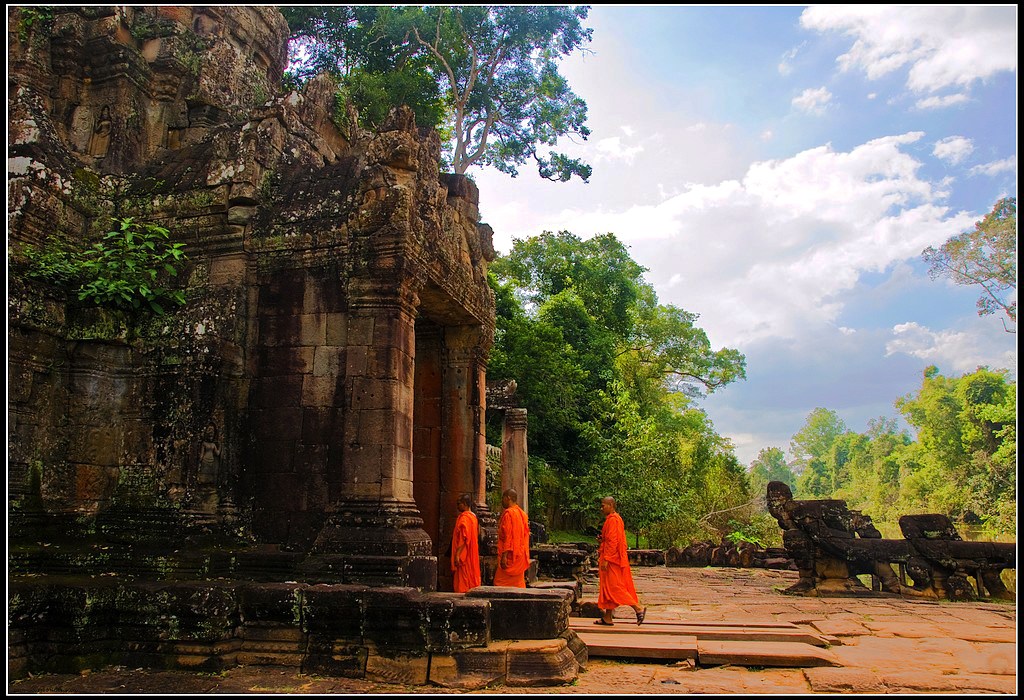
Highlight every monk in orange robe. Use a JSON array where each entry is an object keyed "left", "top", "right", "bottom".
[
  {"left": 492, "top": 488, "right": 530, "bottom": 587},
  {"left": 451, "top": 493, "right": 481, "bottom": 593},
  {"left": 595, "top": 496, "right": 646, "bottom": 625}
]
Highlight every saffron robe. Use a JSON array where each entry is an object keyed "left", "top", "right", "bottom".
[
  {"left": 493, "top": 503, "right": 530, "bottom": 587},
  {"left": 451, "top": 509, "right": 481, "bottom": 593},
  {"left": 597, "top": 510, "right": 640, "bottom": 610}
]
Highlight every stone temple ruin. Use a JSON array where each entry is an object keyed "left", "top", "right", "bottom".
[{"left": 8, "top": 6, "right": 582, "bottom": 687}]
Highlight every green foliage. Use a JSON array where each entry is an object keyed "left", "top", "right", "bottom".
[
  {"left": 747, "top": 446, "right": 795, "bottom": 498},
  {"left": 771, "top": 366, "right": 1015, "bottom": 540},
  {"left": 17, "top": 6, "right": 53, "bottom": 43},
  {"left": 791, "top": 408, "right": 848, "bottom": 497},
  {"left": 284, "top": 7, "right": 448, "bottom": 132},
  {"left": 489, "top": 230, "right": 748, "bottom": 540},
  {"left": 20, "top": 217, "right": 188, "bottom": 316},
  {"left": 284, "top": 5, "right": 594, "bottom": 182},
  {"left": 893, "top": 366, "right": 1016, "bottom": 535},
  {"left": 923, "top": 197, "right": 1016, "bottom": 330},
  {"left": 724, "top": 519, "right": 767, "bottom": 548}
]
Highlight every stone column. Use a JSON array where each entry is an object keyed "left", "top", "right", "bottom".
[
  {"left": 501, "top": 408, "right": 529, "bottom": 518},
  {"left": 439, "top": 326, "right": 491, "bottom": 589},
  {"left": 310, "top": 282, "right": 436, "bottom": 589}
]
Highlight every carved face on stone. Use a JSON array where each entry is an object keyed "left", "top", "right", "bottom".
[{"left": 766, "top": 481, "right": 795, "bottom": 527}]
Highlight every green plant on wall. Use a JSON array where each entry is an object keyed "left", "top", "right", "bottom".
[
  {"left": 17, "top": 6, "right": 53, "bottom": 43},
  {"left": 20, "top": 217, "right": 188, "bottom": 316}
]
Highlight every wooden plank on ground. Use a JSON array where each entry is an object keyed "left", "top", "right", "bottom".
[
  {"left": 575, "top": 631, "right": 698, "bottom": 660},
  {"left": 567, "top": 619, "right": 832, "bottom": 647},
  {"left": 696, "top": 640, "right": 840, "bottom": 668}
]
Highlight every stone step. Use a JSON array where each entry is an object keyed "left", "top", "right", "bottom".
[
  {"left": 568, "top": 617, "right": 834, "bottom": 647},
  {"left": 575, "top": 631, "right": 698, "bottom": 660},
  {"left": 696, "top": 639, "right": 841, "bottom": 667}
]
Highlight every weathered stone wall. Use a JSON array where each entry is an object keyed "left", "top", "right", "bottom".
[{"left": 8, "top": 6, "right": 495, "bottom": 579}]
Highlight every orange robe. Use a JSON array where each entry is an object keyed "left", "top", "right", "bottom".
[
  {"left": 493, "top": 503, "right": 530, "bottom": 587},
  {"left": 451, "top": 509, "right": 481, "bottom": 593},
  {"left": 597, "top": 511, "right": 639, "bottom": 610}
]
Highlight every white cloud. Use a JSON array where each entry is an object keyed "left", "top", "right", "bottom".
[
  {"left": 778, "top": 43, "right": 803, "bottom": 76},
  {"left": 886, "top": 321, "right": 1017, "bottom": 372},
  {"left": 969, "top": 156, "right": 1017, "bottom": 177},
  {"left": 792, "top": 87, "right": 832, "bottom": 115},
  {"left": 800, "top": 6, "right": 1017, "bottom": 96},
  {"left": 480, "top": 131, "right": 981, "bottom": 350},
  {"left": 760, "top": 129, "right": 774, "bottom": 142},
  {"left": 592, "top": 136, "right": 644, "bottom": 164},
  {"left": 932, "top": 136, "right": 974, "bottom": 165},
  {"left": 916, "top": 94, "right": 971, "bottom": 110}
]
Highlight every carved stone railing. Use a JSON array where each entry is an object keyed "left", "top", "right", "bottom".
[{"left": 766, "top": 481, "right": 1015, "bottom": 601}]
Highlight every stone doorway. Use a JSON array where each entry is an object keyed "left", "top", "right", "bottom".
[{"left": 411, "top": 304, "right": 489, "bottom": 592}]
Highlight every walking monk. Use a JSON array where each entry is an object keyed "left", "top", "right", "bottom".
[
  {"left": 493, "top": 488, "right": 530, "bottom": 587},
  {"left": 451, "top": 494, "right": 481, "bottom": 592},
  {"left": 595, "top": 496, "right": 646, "bottom": 625}
]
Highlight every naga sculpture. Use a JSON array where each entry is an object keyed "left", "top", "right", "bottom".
[{"left": 766, "top": 481, "right": 1014, "bottom": 601}]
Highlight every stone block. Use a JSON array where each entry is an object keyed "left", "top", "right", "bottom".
[
  {"left": 258, "top": 314, "right": 301, "bottom": 346},
  {"left": 302, "top": 375, "right": 339, "bottom": 408},
  {"left": 349, "top": 379, "right": 401, "bottom": 411},
  {"left": 209, "top": 255, "right": 246, "bottom": 286},
  {"left": 297, "top": 313, "right": 327, "bottom": 346},
  {"left": 466, "top": 586, "right": 572, "bottom": 640},
  {"left": 628, "top": 549, "right": 666, "bottom": 566},
  {"left": 325, "top": 312, "right": 348, "bottom": 345},
  {"left": 301, "top": 584, "right": 368, "bottom": 637},
  {"left": 424, "top": 594, "right": 490, "bottom": 651},
  {"left": 428, "top": 643, "right": 507, "bottom": 690},
  {"left": 68, "top": 426, "right": 123, "bottom": 466},
  {"left": 258, "top": 346, "right": 314, "bottom": 375},
  {"left": 237, "top": 582, "right": 307, "bottom": 626},
  {"left": 250, "top": 376, "right": 303, "bottom": 408},
  {"left": 362, "top": 588, "right": 429, "bottom": 651},
  {"left": 301, "top": 407, "right": 341, "bottom": 443},
  {"left": 364, "top": 646, "right": 429, "bottom": 685},
  {"left": 505, "top": 638, "right": 579, "bottom": 687},
  {"left": 303, "top": 640, "right": 368, "bottom": 678},
  {"left": 312, "top": 345, "right": 345, "bottom": 377}
]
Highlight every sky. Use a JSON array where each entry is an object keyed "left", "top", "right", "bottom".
[{"left": 471, "top": 5, "right": 1018, "bottom": 467}]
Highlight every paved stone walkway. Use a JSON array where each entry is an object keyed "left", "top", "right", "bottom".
[{"left": 8, "top": 567, "right": 1016, "bottom": 695}]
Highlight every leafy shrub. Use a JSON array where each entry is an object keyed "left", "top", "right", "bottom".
[{"left": 20, "top": 217, "right": 188, "bottom": 315}]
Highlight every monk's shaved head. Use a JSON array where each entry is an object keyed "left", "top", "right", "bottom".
[{"left": 503, "top": 489, "right": 518, "bottom": 502}]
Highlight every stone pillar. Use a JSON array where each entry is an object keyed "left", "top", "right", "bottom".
[
  {"left": 310, "top": 283, "right": 436, "bottom": 589},
  {"left": 438, "top": 325, "right": 490, "bottom": 591},
  {"left": 501, "top": 408, "right": 529, "bottom": 518},
  {"left": 412, "top": 321, "right": 443, "bottom": 561}
]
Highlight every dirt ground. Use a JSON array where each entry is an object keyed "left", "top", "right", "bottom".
[{"left": 9, "top": 566, "right": 1017, "bottom": 695}]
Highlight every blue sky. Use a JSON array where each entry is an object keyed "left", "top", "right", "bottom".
[{"left": 472, "top": 5, "right": 1018, "bottom": 466}]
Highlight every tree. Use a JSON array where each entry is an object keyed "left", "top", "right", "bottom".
[
  {"left": 284, "top": 6, "right": 594, "bottom": 182},
  {"left": 625, "top": 296, "right": 747, "bottom": 397},
  {"left": 748, "top": 446, "right": 796, "bottom": 498},
  {"left": 281, "top": 7, "right": 448, "bottom": 131},
  {"left": 395, "top": 6, "right": 593, "bottom": 180},
  {"left": 790, "top": 408, "right": 847, "bottom": 497},
  {"left": 923, "top": 197, "right": 1016, "bottom": 332},
  {"left": 894, "top": 365, "right": 1016, "bottom": 534},
  {"left": 488, "top": 231, "right": 748, "bottom": 533},
  {"left": 493, "top": 231, "right": 745, "bottom": 394}
]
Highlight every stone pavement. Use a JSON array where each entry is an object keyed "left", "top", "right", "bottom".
[{"left": 8, "top": 566, "right": 1016, "bottom": 695}]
